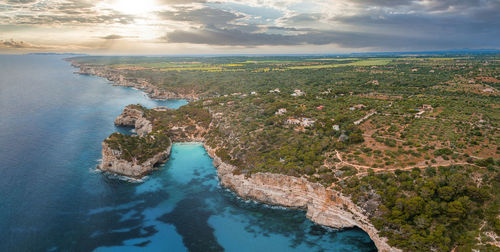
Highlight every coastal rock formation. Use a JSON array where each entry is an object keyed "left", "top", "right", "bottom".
[
  {"left": 114, "top": 105, "right": 152, "bottom": 136},
  {"left": 71, "top": 62, "right": 197, "bottom": 101},
  {"left": 100, "top": 141, "right": 171, "bottom": 178},
  {"left": 204, "top": 144, "right": 398, "bottom": 252}
]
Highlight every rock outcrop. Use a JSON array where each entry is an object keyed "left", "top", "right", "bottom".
[
  {"left": 204, "top": 144, "right": 398, "bottom": 252},
  {"left": 114, "top": 105, "right": 152, "bottom": 136},
  {"left": 100, "top": 141, "right": 171, "bottom": 178}
]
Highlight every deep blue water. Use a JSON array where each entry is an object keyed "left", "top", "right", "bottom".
[{"left": 0, "top": 55, "right": 376, "bottom": 251}]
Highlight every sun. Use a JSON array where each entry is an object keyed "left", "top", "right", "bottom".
[{"left": 112, "top": 0, "right": 157, "bottom": 15}]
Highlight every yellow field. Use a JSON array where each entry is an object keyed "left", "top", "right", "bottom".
[{"left": 287, "top": 59, "right": 393, "bottom": 69}]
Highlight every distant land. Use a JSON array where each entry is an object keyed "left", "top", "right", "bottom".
[
  {"left": 27, "top": 53, "right": 87, "bottom": 56},
  {"left": 22, "top": 49, "right": 500, "bottom": 58}
]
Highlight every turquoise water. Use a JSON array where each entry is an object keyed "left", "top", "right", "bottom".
[{"left": 0, "top": 55, "right": 376, "bottom": 251}]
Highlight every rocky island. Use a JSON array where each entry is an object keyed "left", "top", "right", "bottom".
[{"left": 69, "top": 55, "right": 500, "bottom": 252}]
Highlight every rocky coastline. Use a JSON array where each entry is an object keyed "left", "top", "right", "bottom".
[
  {"left": 100, "top": 141, "right": 171, "bottom": 179},
  {"left": 83, "top": 67, "right": 398, "bottom": 251},
  {"left": 99, "top": 108, "right": 396, "bottom": 251},
  {"left": 99, "top": 105, "right": 169, "bottom": 178},
  {"left": 203, "top": 144, "right": 397, "bottom": 252},
  {"left": 68, "top": 61, "right": 198, "bottom": 101},
  {"left": 114, "top": 105, "right": 152, "bottom": 137}
]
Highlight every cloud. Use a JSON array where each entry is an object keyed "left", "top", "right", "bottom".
[
  {"left": 158, "top": 6, "right": 243, "bottom": 27},
  {"left": 98, "top": 34, "right": 138, "bottom": 40},
  {"left": 0, "top": 0, "right": 499, "bottom": 52},
  {"left": 157, "top": 0, "right": 206, "bottom": 4},
  {"left": 164, "top": 24, "right": 500, "bottom": 50},
  {"left": 0, "top": 0, "right": 135, "bottom": 25},
  {"left": 349, "top": 0, "right": 414, "bottom": 7},
  {"left": 10, "top": 13, "right": 135, "bottom": 25},
  {"left": 0, "top": 39, "right": 50, "bottom": 49},
  {"left": 4, "top": 0, "right": 38, "bottom": 3},
  {"left": 281, "top": 13, "right": 323, "bottom": 26}
]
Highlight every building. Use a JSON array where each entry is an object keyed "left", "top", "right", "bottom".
[
  {"left": 316, "top": 105, "right": 324, "bottom": 110},
  {"left": 301, "top": 118, "right": 315, "bottom": 127},
  {"left": 269, "top": 88, "right": 280, "bottom": 93},
  {"left": 286, "top": 118, "right": 301, "bottom": 125},
  {"left": 275, "top": 108, "right": 287, "bottom": 115},
  {"left": 332, "top": 125, "right": 340, "bottom": 131},
  {"left": 286, "top": 117, "right": 315, "bottom": 127},
  {"left": 291, "top": 89, "right": 305, "bottom": 97}
]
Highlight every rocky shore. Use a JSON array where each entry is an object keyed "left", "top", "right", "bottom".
[
  {"left": 99, "top": 105, "right": 169, "bottom": 178},
  {"left": 114, "top": 105, "right": 152, "bottom": 137},
  {"left": 100, "top": 141, "right": 171, "bottom": 178},
  {"left": 204, "top": 144, "right": 398, "bottom": 252},
  {"left": 69, "top": 61, "right": 198, "bottom": 101}
]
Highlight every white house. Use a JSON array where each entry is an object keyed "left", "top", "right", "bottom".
[
  {"left": 275, "top": 108, "right": 287, "bottom": 115},
  {"left": 301, "top": 118, "right": 315, "bottom": 127},
  {"left": 291, "top": 89, "right": 305, "bottom": 97}
]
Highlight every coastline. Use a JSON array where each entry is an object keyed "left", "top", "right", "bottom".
[
  {"left": 76, "top": 60, "right": 398, "bottom": 252},
  {"left": 67, "top": 60, "right": 199, "bottom": 101},
  {"left": 203, "top": 143, "right": 397, "bottom": 252}
]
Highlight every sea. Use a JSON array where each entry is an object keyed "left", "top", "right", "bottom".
[{"left": 0, "top": 55, "right": 376, "bottom": 251}]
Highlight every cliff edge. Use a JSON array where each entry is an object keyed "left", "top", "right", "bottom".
[
  {"left": 100, "top": 141, "right": 171, "bottom": 178},
  {"left": 204, "top": 144, "right": 398, "bottom": 252}
]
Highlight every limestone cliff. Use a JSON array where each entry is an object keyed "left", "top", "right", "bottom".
[
  {"left": 100, "top": 141, "right": 171, "bottom": 178},
  {"left": 114, "top": 105, "right": 152, "bottom": 136},
  {"left": 204, "top": 144, "right": 398, "bottom": 252}
]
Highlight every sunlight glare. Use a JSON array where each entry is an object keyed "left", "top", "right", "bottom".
[{"left": 112, "top": 0, "right": 157, "bottom": 15}]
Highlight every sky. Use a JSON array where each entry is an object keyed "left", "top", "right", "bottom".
[{"left": 0, "top": 0, "right": 499, "bottom": 54}]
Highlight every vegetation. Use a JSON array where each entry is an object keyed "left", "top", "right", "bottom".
[
  {"left": 104, "top": 131, "right": 170, "bottom": 163},
  {"left": 341, "top": 165, "right": 499, "bottom": 251},
  {"left": 72, "top": 54, "right": 500, "bottom": 251}
]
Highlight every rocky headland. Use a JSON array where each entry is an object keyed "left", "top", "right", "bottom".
[
  {"left": 100, "top": 141, "right": 171, "bottom": 179},
  {"left": 99, "top": 105, "right": 172, "bottom": 178},
  {"left": 114, "top": 105, "right": 152, "bottom": 137},
  {"left": 98, "top": 103, "right": 397, "bottom": 251}
]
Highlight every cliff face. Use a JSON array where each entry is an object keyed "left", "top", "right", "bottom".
[
  {"left": 100, "top": 141, "right": 171, "bottom": 178},
  {"left": 73, "top": 63, "right": 197, "bottom": 101},
  {"left": 114, "top": 105, "right": 152, "bottom": 137},
  {"left": 204, "top": 144, "right": 398, "bottom": 252},
  {"left": 100, "top": 106, "right": 168, "bottom": 178}
]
